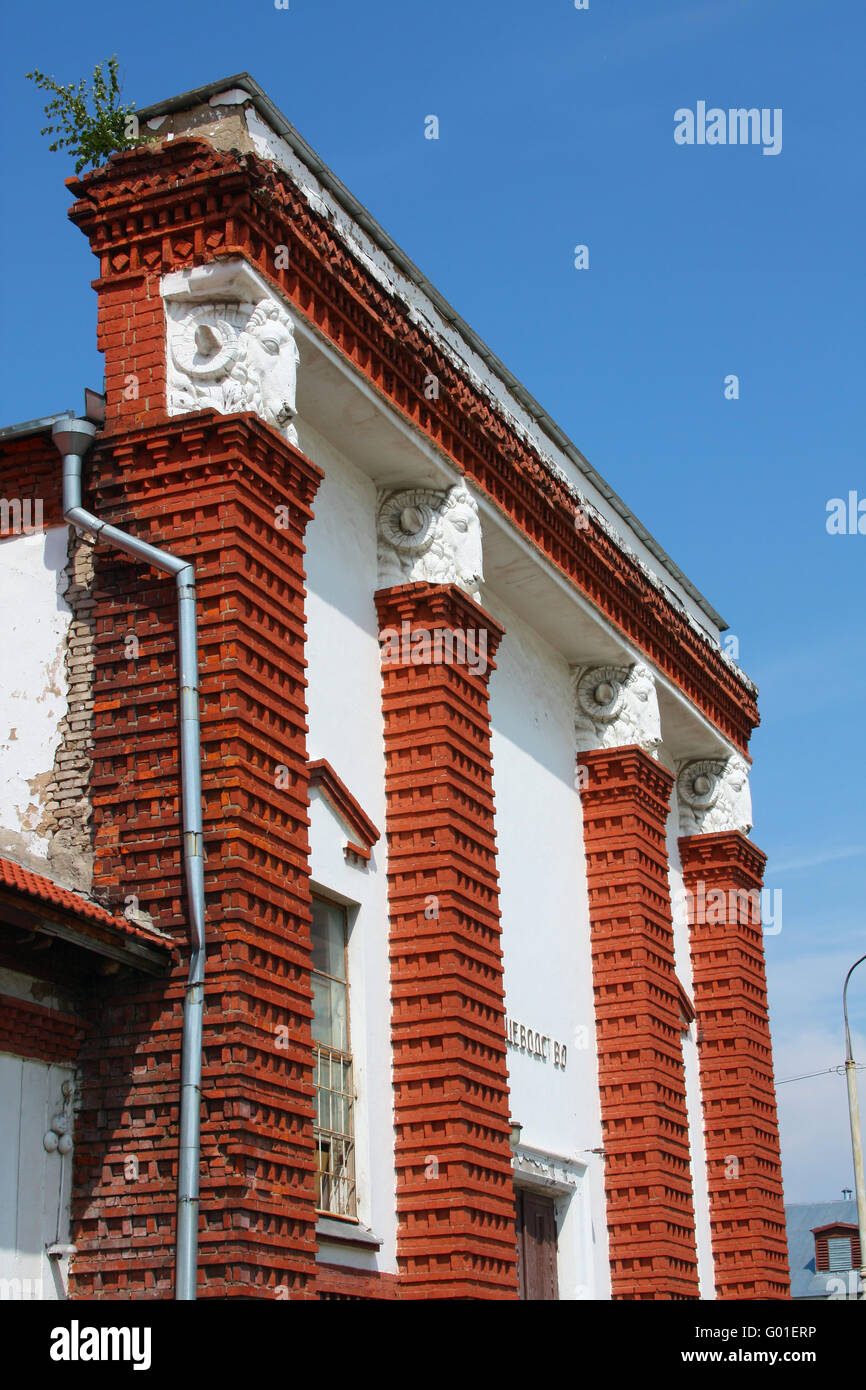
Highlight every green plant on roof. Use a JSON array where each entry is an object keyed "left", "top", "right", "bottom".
[{"left": 26, "top": 55, "right": 141, "bottom": 174}]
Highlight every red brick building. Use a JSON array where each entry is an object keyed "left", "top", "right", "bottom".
[{"left": 0, "top": 74, "right": 789, "bottom": 1301}]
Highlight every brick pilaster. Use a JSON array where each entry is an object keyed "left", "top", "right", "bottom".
[
  {"left": 678, "top": 832, "right": 790, "bottom": 1299},
  {"left": 577, "top": 746, "right": 700, "bottom": 1298},
  {"left": 375, "top": 583, "right": 517, "bottom": 1298},
  {"left": 68, "top": 413, "right": 323, "bottom": 1298}
]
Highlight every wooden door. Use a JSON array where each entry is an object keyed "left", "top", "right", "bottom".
[{"left": 516, "top": 1189, "right": 559, "bottom": 1300}]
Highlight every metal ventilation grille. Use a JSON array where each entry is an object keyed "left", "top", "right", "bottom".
[{"left": 827, "top": 1237, "right": 854, "bottom": 1272}]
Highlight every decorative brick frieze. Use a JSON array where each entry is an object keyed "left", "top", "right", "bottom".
[
  {"left": 678, "top": 831, "right": 790, "bottom": 1300},
  {"left": 375, "top": 582, "right": 517, "bottom": 1298},
  {"left": 0, "top": 992, "right": 85, "bottom": 1066},
  {"left": 66, "top": 139, "right": 759, "bottom": 753},
  {"left": 577, "top": 745, "right": 700, "bottom": 1299},
  {"left": 66, "top": 413, "right": 323, "bottom": 1299}
]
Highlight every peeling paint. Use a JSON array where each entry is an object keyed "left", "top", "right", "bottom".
[
  {"left": 25, "top": 771, "right": 56, "bottom": 835},
  {"left": 0, "top": 525, "right": 96, "bottom": 891},
  {"left": 0, "top": 527, "right": 71, "bottom": 860}
]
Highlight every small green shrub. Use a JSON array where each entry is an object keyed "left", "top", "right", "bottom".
[{"left": 26, "top": 55, "right": 140, "bottom": 173}]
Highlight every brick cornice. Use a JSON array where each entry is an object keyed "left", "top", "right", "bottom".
[
  {"left": 67, "top": 139, "right": 759, "bottom": 754},
  {"left": 307, "top": 759, "right": 380, "bottom": 858},
  {"left": 579, "top": 743, "right": 675, "bottom": 803},
  {"left": 89, "top": 411, "right": 323, "bottom": 515},
  {"left": 678, "top": 829, "right": 768, "bottom": 883},
  {"left": 375, "top": 581, "right": 505, "bottom": 658}
]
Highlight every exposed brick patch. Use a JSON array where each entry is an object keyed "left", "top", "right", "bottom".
[
  {"left": 679, "top": 831, "right": 790, "bottom": 1300},
  {"left": 0, "top": 436, "right": 95, "bottom": 889},
  {"left": 578, "top": 745, "right": 700, "bottom": 1299},
  {"left": 375, "top": 582, "right": 517, "bottom": 1299},
  {"left": 43, "top": 533, "right": 97, "bottom": 895}
]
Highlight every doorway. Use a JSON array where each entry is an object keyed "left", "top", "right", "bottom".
[{"left": 516, "top": 1189, "right": 559, "bottom": 1300}]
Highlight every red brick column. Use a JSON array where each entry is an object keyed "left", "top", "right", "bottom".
[
  {"left": 375, "top": 582, "right": 517, "bottom": 1299},
  {"left": 678, "top": 832, "right": 790, "bottom": 1299},
  {"left": 577, "top": 746, "right": 700, "bottom": 1299},
  {"left": 69, "top": 414, "right": 323, "bottom": 1299}
]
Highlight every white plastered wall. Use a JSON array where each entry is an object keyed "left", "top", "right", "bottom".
[
  {"left": 0, "top": 528, "right": 70, "bottom": 865},
  {"left": 664, "top": 773, "right": 716, "bottom": 1297},
  {"left": 300, "top": 419, "right": 397, "bottom": 1273},
  {"left": 301, "top": 433, "right": 614, "bottom": 1293},
  {"left": 485, "top": 587, "right": 611, "bottom": 1300}
]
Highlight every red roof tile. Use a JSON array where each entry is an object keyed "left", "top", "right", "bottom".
[{"left": 0, "top": 856, "right": 174, "bottom": 957}]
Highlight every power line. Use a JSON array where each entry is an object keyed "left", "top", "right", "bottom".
[{"left": 777, "top": 1064, "right": 866, "bottom": 1086}]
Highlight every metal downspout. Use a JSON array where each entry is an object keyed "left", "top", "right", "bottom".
[{"left": 52, "top": 417, "right": 205, "bottom": 1301}]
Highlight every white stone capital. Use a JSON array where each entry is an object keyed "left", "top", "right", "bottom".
[
  {"left": 162, "top": 257, "right": 300, "bottom": 446},
  {"left": 376, "top": 483, "right": 484, "bottom": 599},
  {"left": 676, "top": 754, "right": 753, "bottom": 835},
  {"left": 572, "top": 661, "right": 662, "bottom": 756}
]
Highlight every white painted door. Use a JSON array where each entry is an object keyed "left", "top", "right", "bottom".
[{"left": 0, "top": 1053, "right": 75, "bottom": 1300}]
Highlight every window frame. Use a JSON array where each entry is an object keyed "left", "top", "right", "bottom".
[
  {"left": 310, "top": 892, "right": 357, "bottom": 1222},
  {"left": 813, "top": 1221, "right": 861, "bottom": 1273}
]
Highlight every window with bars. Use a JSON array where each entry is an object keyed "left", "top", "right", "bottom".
[{"left": 311, "top": 896, "right": 356, "bottom": 1219}]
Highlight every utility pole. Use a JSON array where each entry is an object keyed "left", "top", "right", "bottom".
[{"left": 843, "top": 953, "right": 866, "bottom": 1301}]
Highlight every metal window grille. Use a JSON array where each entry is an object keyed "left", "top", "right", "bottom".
[{"left": 314, "top": 1042, "right": 356, "bottom": 1218}]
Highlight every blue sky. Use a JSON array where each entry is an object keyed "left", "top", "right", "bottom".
[{"left": 2, "top": 0, "right": 864, "bottom": 1203}]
